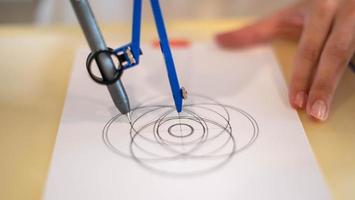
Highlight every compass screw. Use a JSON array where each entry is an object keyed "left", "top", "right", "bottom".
[{"left": 181, "top": 87, "right": 188, "bottom": 99}]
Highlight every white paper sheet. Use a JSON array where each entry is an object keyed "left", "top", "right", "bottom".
[{"left": 44, "top": 42, "right": 330, "bottom": 200}]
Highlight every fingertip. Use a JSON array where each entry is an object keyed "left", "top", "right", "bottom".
[
  {"left": 305, "top": 78, "right": 336, "bottom": 122},
  {"left": 215, "top": 25, "right": 265, "bottom": 48},
  {"left": 307, "top": 114, "right": 326, "bottom": 123},
  {"left": 306, "top": 99, "right": 329, "bottom": 122},
  {"left": 215, "top": 30, "right": 243, "bottom": 48},
  {"left": 288, "top": 91, "right": 299, "bottom": 109},
  {"left": 214, "top": 32, "right": 229, "bottom": 47},
  {"left": 290, "top": 91, "right": 307, "bottom": 109}
]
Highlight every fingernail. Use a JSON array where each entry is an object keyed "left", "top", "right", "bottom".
[
  {"left": 310, "top": 100, "right": 328, "bottom": 121},
  {"left": 294, "top": 92, "right": 306, "bottom": 108}
]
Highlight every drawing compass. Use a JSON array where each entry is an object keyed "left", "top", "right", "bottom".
[{"left": 74, "top": 0, "right": 187, "bottom": 114}]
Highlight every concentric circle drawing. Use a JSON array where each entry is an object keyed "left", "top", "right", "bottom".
[{"left": 102, "top": 95, "right": 259, "bottom": 176}]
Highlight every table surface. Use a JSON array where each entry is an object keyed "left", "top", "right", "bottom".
[{"left": 0, "top": 20, "right": 354, "bottom": 200}]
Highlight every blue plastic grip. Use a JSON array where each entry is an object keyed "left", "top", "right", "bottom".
[
  {"left": 150, "top": 0, "right": 183, "bottom": 112},
  {"left": 114, "top": 0, "right": 184, "bottom": 113}
]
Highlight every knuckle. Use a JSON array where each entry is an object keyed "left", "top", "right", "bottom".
[
  {"left": 317, "top": 0, "right": 337, "bottom": 13},
  {"left": 300, "top": 44, "right": 320, "bottom": 63},
  {"left": 291, "top": 74, "right": 309, "bottom": 88},
  {"left": 337, "top": 2, "right": 355, "bottom": 24},
  {"left": 325, "top": 42, "right": 350, "bottom": 60},
  {"left": 343, "top": 0, "right": 355, "bottom": 17},
  {"left": 312, "top": 81, "right": 334, "bottom": 96},
  {"left": 290, "top": 81, "right": 303, "bottom": 93}
]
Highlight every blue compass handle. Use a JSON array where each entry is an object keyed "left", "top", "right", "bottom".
[
  {"left": 113, "top": 0, "right": 184, "bottom": 113},
  {"left": 131, "top": 0, "right": 142, "bottom": 64},
  {"left": 150, "top": 0, "right": 183, "bottom": 112}
]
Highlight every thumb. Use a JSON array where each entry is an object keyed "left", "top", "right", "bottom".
[
  {"left": 215, "top": 3, "right": 305, "bottom": 48},
  {"left": 215, "top": 17, "right": 279, "bottom": 48}
]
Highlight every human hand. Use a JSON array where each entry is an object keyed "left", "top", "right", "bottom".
[{"left": 216, "top": 0, "right": 355, "bottom": 121}]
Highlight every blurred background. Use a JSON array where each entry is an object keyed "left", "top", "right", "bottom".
[{"left": 0, "top": 0, "right": 297, "bottom": 25}]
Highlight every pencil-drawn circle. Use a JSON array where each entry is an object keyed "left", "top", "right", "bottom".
[
  {"left": 168, "top": 123, "right": 194, "bottom": 138},
  {"left": 102, "top": 95, "right": 259, "bottom": 176}
]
